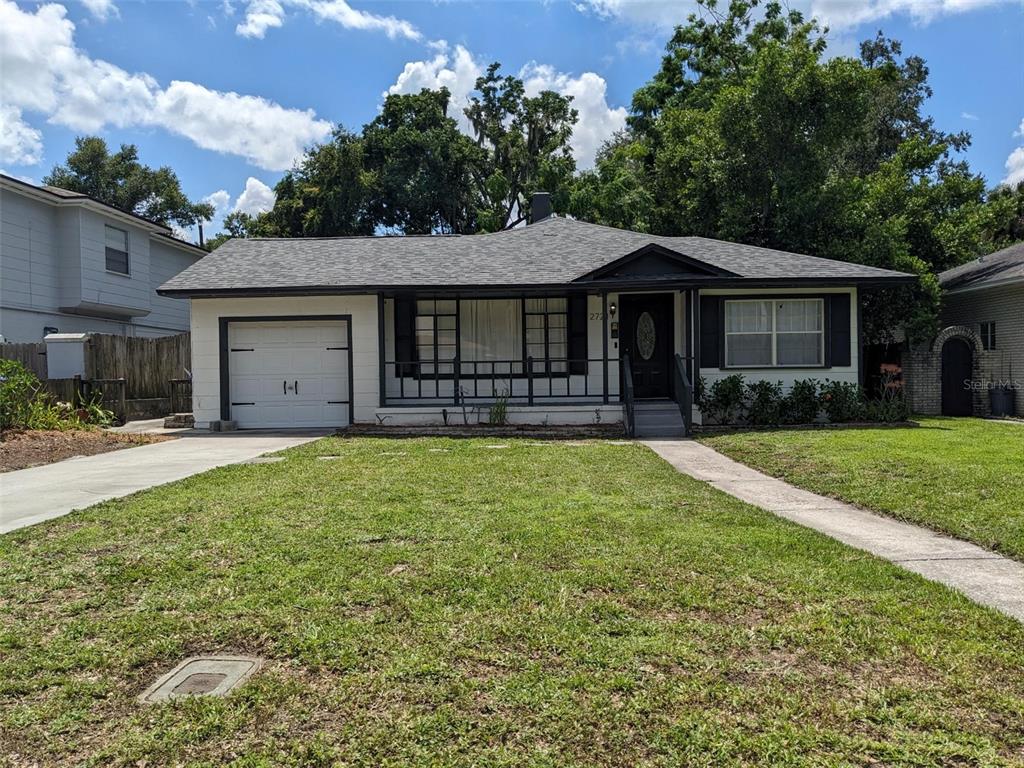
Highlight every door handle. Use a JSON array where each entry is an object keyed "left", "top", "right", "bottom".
[
  {"left": 294, "top": 380, "right": 299, "bottom": 395},
  {"left": 283, "top": 380, "right": 287, "bottom": 394}
]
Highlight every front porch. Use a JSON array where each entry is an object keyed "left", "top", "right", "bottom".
[{"left": 375, "top": 290, "right": 697, "bottom": 436}]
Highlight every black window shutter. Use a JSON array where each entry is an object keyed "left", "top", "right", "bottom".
[
  {"left": 394, "top": 295, "right": 415, "bottom": 375},
  {"left": 568, "top": 295, "right": 588, "bottom": 375},
  {"left": 828, "top": 293, "right": 851, "bottom": 368},
  {"left": 699, "top": 295, "right": 721, "bottom": 368}
]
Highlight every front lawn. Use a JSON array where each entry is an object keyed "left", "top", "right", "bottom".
[
  {"left": 699, "top": 417, "right": 1024, "bottom": 561},
  {"left": 2, "top": 438, "right": 1023, "bottom": 766}
]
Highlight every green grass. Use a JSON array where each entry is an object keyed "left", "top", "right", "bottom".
[
  {"left": 1, "top": 438, "right": 1023, "bottom": 766},
  {"left": 698, "top": 417, "right": 1024, "bottom": 561}
]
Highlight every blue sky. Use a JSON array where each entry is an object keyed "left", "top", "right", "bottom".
[{"left": 2, "top": 0, "right": 1022, "bottom": 240}]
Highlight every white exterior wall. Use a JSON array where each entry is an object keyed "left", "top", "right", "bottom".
[
  {"left": 698, "top": 286, "right": 859, "bottom": 389},
  {"left": 189, "top": 295, "right": 380, "bottom": 428},
  {"left": 0, "top": 186, "right": 200, "bottom": 341}
]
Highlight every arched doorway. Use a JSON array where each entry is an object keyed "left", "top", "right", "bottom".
[{"left": 941, "top": 337, "right": 973, "bottom": 416}]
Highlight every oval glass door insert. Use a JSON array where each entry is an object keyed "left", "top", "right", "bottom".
[{"left": 636, "top": 312, "right": 656, "bottom": 360}]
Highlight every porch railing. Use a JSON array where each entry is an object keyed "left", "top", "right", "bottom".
[
  {"left": 622, "top": 354, "right": 636, "bottom": 437},
  {"left": 382, "top": 357, "right": 620, "bottom": 407},
  {"left": 672, "top": 353, "right": 693, "bottom": 437}
]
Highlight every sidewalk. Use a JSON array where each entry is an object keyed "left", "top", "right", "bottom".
[
  {"left": 644, "top": 439, "right": 1024, "bottom": 622},
  {"left": 1, "top": 430, "right": 327, "bottom": 534}
]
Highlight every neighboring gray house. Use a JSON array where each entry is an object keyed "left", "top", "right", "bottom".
[
  {"left": 158, "top": 195, "right": 913, "bottom": 435},
  {"left": 904, "top": 242, "right": 1022, "bottom": 417},
  {"left": 0, "top": 174, "right": 206, "bottom": 342}
]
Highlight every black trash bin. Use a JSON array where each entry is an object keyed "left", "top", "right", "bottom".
[{"left": 989, "top": 384, "right": 1016, "bottom": 417}]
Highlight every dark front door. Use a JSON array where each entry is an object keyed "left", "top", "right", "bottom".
[
  {"left": 941, "top": 338, "right": 973, "bottom": 416},
  {"left": 620, "top": 293, "right": 674, "bottom": 398}
]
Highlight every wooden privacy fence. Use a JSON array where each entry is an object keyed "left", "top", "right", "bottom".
[
  {"left": 0, "top": 342, "right": 48, "bottom": 379},
  {"left": 39, "top": 377, "right": 128, "bottom": 424},
  {"left": 0, "top": 333, "right": 190, "bottom": 400},
  {"left": 84, "top": 334, "right": 190, "bottom": 399}
]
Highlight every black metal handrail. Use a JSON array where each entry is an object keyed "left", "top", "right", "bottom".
[
  {"left": 382, "top": 357, "right": 618, "bottom": 406},
  {"left": 622, "top": 354, "right": 636, "bottom": 437},
  {"left": 672, "top": 353, "right": 693, "bottom": 436}
]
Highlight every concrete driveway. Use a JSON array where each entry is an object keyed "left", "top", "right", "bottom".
[{"left": 1, "top": 430, "right": 327, "bottom": 534}]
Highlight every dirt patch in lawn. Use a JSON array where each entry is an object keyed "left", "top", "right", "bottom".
[{"left": 0, "top": 429, "right": 172, "bottom": 472}]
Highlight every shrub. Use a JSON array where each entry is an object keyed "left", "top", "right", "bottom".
[
  {"left": 0, "top": 359, "right": 114, "bottom": 431},
  {"left": 0, "top": 359, "right": 39, "bottom": 430},
  {"left": 783, "top": 379, "right": 821, "bottom": 424},
  {"left": 820, "top": 380, "right": 864, "bottom": 422},
  {"left": 864, "top": 371, "right": 910, "bottom": 423},
  {"left": 701, "top": 374, "right": 746, "bottom": 425},
  {"left": 745, "top": 380, "right": 783, "bottom": 426}
]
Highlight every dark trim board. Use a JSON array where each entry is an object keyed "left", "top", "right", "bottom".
[
  {"left": 159, "top": 274, "right": 915, "bottom": 300},
  {"left": 218, "top": 314, "right": 354, "bottom": 424}
]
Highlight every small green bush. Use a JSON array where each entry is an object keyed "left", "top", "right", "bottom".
[
  {"left": 701, "top": 374, "right": 746, "bottom": 425},
  {"left": 0, "top": 359, "right": 114, "bottom": 431},
  {"left": 745, "top": 380, "right": 783, "bottom": 426},
  {"left": 820, "top": 380, "right": 864, "bottom": 422},
  {"left": 783, "top": 379, "right": 821, "bottom": 424},
  {"left": 0, "top": 359, "right": 39, "bottom": 430}
]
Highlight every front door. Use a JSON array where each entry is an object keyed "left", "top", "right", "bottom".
[
  {"left": 941, "top": 337, "right": 973, "bottom": 416},
  {"left": 620, "top": 293, "right": 674, "bottom": 399}
]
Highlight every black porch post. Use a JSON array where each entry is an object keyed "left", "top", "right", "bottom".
[
  {"left": 377, "top": 293, "right": 386, "bottom": 408},
  {"left": 684, "top": 288, "right": 694, "bottom": 383},
  {"left": 602, "top": 292, "right": 609, "bottom": 404}
]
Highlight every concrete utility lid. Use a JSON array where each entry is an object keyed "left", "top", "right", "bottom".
[{"left": 139, "top": 656, "right": 262, "bottom": 704}]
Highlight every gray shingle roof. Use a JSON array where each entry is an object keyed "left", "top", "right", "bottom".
[
  {"left": 159, "top": 216, "right": 913, "bottom": 294},
  {"left": 940, "top": 241, "right": 1024, "bottom": 292}
]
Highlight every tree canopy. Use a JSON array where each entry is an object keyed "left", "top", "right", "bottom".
[
  {"left": 568, "top": 0, "right": 1015, "bottom": 342},
  {"left": 232, "top": 63, "right": 577, "bottom": 241},
  {"left": 43, "top": 137, "right": 213, "bottom": 229}
]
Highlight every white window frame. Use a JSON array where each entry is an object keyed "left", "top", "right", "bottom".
[
  {"left": 723, "top": 298, "right": 826, "bottom": 369},
  {"left": 105, "top": 225, "right": 130, "bottom": 275}
]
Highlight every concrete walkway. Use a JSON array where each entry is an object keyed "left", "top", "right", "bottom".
[
  {"left": 644, "top": 439, "right": 1024, "bottom": 622},
  {"left": 1, "top": 430, "right": 327, "bottom": 534}
]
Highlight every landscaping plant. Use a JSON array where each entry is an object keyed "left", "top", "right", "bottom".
[
  {"left": 782, "top": 379, "right": 821, "bottom": 424},
  {"left": 744, "top": 379, "right": 783, "bottom": 426},
  {"left": 820, "top": 380, "right": 865, "bottom": 423},
  {"left": 0, "top": 359, "right": 114, "bottom": 431}
]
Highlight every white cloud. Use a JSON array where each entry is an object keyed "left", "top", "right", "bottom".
[
  {"left": 81, "top": 0, "right": 118, "bottom": 21},
  {"left": 153, "top": 81, "right": 330, "bottom": 170},
  {"left": 1003, "top": 117, "right": 1024, "bottom": 186},
  {"left": 0, "top": 105, "right": 44, "bottom": 166},
  {"left": 519, "top": 63, "right": 627, "bottom": 169},
  {"left": 961, "top": 111, "right": 979, "bottom": 120},
  {"left": 576, "top": 0, "right": 1006, "bottom": 33},
  {"left": 235, "top": 0, "right": 284, "bottom": 38},
  {"left": 203, "top": 189, "right": 232, "bottom": 219},
  {"left": 386, "top": 42, "right": 483, "bottom": 135},
  {"left": 1003, "top": 146, "right": 1024, "bottom": 187},
  {"left": 235, "top": 0, "right": 420, "bottom": 40},
  {"left": 0, "top": 0, "right": 331, "bottom": 170},
  {"left": 386, "top": 44, "right": 626, "bottom": 169},
  {"left": 233, "top": 177, "right": 276, "bottom": 215},
  {"left": 807, "top": 0, "right": 1005, "bottom": 30}
]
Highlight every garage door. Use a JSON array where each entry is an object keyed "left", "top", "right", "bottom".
[{"left": 228, "top": 320, "right": 351, "bottom": 428}]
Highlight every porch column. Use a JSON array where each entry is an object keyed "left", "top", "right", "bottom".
[
  {"left": 377, "top": 293, "right": 386, "bottom": 408},
  {"left": 602, "top": 292, "right": 609, "bottom": 404}
]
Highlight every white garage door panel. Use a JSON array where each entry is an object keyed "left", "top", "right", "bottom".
[{"left": 228, "top": 320, "right": 350, "bottom": 428}]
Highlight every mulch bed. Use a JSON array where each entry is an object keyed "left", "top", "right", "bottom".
[{"left": 0, "top": 429, "right": 172, "bottom": 473}]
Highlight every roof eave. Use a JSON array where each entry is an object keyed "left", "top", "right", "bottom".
[{"left": 157, "top": 274, "right": 916, "bottom": 299}]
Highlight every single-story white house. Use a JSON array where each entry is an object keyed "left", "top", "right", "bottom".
[{"left": 158, "top": 195, "right": 914, "bottom": 436}]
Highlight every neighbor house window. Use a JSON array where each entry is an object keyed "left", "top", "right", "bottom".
[
  {"left": 105, "top": 225, "right": 129, "bottom": 274},
  {"left": 724, "top": 298, "right": 824, "bottom": 367},
  {"left": 980, "top": 322, "right": 996, "bottom": 350},
  {"left": 525, "top": 297, "right": 568, "bottom": 374}
]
